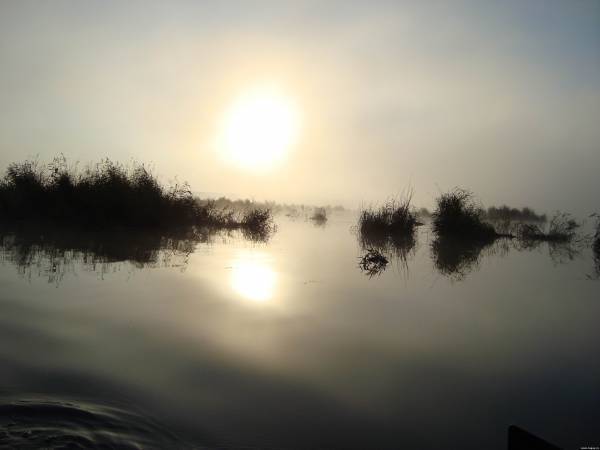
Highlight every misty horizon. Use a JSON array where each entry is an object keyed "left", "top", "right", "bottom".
[{"left": 1, "top": 1, "right": 599, "bottom": 214}]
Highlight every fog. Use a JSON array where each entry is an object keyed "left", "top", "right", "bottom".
[{"left": 1, "top": 1, "right": 599, "bottom": 214}]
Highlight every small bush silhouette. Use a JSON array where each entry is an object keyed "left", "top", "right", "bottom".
[
  {"left": 240, "top": 208, "right": 276, "bottom": 241},
  {"left": 357, "top": 193, "right": 419, "bottom": 277},
  {"left": 358, "top": 193, "right": 419, "bottom": 239},
  {"left": 310, "top": 207, "right": 328, "bottom": 224},
  {"left": 431, "top": 188, "right": 498, "bottom": 240}
]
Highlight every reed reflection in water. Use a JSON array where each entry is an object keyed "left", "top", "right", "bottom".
[
  {"left": 0, "top": 215, "right": 598, "bottom": 450},
  {"left": 357, "top": 221, "right": 590, "bottom": 281},
  {"left": 0, "top": 225, "right": 266, "bottom": 284}
]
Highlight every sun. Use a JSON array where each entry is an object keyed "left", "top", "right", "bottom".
[{"left": 220, "top": 87, "right": 299, "bottom": 171}]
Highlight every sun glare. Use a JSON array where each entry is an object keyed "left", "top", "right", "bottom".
[
  {"left": 230, "top": 252, "right": 277, "bottom": 302},
  {"left": 220, "top": 87, "right": 299, "bottom": 171}
]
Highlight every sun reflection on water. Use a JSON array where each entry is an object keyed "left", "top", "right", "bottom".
[{"left": 230, "top": 251, "right": 277, "bottom": 302}]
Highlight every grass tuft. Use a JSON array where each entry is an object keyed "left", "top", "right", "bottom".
[
  {"left": 358, "top": 192, "right": 419, "bottom": 239},
  {"left": 431, "top": 188, "right": 499, "bottom": 241},
  {"left": 357, "top": 192, "right": 419, "bottom": 277}
]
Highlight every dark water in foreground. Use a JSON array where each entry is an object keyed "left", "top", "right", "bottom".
[{"left": 0, "top": 214, "right": 598, "bottom": 449}]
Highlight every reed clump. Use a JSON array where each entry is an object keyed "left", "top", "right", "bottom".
[
  {"left": 358, "top": 194, "right": 419, "bottom": 239},
  {"left": 239, "top": 208, "right": 276, "bottom": 241},
  {"left": 431, "top": 188, "right": 499, "bottom": 241},
  {"left": 515, "top": 212, "right": 580, "bottom": 243},
  {"left": 310, "top": 207, "right": 328, "bottom": 223},
  {"left": 0, "top": 156, "right": 274, "bottom": 236},
  {"left": 357, "top": 193, "right": 419, "bottom": 277}
]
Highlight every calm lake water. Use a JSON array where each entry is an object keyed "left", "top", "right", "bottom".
[{"left": 1, "top": 213, "right": 598, "bottom": 449}]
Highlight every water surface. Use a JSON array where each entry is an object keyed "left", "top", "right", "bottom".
[{"left": 1, "top": 214, "right": 598, "bottom": 449}]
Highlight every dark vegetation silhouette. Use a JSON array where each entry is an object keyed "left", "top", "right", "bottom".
[
  {"left": 310, "top": 207, "right": 328, "bottom": 225},
  {"left": 0, "top": 156, "right": 274, "bottom": 237},
  {"left": 428, "top": 189, "right": 591, "bottom": 278},
  {"left": 239, "top": 208, "right": 275, "bottom": 241},
  {"left": 358, "top": 248, "right": 389, "bottom": 277},
  {"left": 431, "top": 188, "right": 504, "bottom": 240},
  {"left": 2, "top": 157, "right": 592, "bottom": 281},
  {"left": 0, "top": 226, "right": 211, "bottom": 284},
  {"left": 208, "top": 196, "right": 345, "bottom": 217},
  {"left": 358, "top": 231, "right": 417, "bottom": 277},
  {"left": 595, "top": 216, "right": 600, "bottom": 252},
  {"left": 0, "top": 226, "right": 205, "bottom": 264},
  {"left": 429, "top": 189, "right": 506, "bottom": 279},
  {"left": 514, "top": 212, "right": 584, "bottom": 264},
  {"left": 413, "top": 205, "right": 545, "bottom": 224},
  {"left": 352, "top": 187, "right": 592, "bottom": 280},
  {"left": 358, "top": 192, "right": 420, "bottom": 239},
  {"left": 0, "top": 221, "right": 273, "bottom": 284},
  {"left": 485, "top": 205, "right": 546, "bottom": 223},
  {"left": 589, "top": 213, "right": 600, "bottom": 277},
  {"left": 356, "top": 188, "right": 590, "bottom": 280},
  {"left": 357, "top": 192, "right": 419, "bottom": 276},
  {"left": 431, "top": 236, "right": 509, "bottom": 281},
  {"left": 515, "top": 212, "right": 580, "bottom": 243},
  {"left": 594, "top": 216, "right": 600, "bottom": 256}
]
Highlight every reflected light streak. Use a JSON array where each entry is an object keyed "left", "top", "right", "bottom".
[{"left": 230, "top": 252, "right": 277, "bottom": 302}]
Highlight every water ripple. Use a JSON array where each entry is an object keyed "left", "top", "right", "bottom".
[{"left": 0, "top": 398, "right": 189, "bottom": 449}]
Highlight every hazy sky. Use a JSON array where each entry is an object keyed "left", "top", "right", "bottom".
[{"left": 1, "top": 1, "right": 599, "bottom": 213}]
